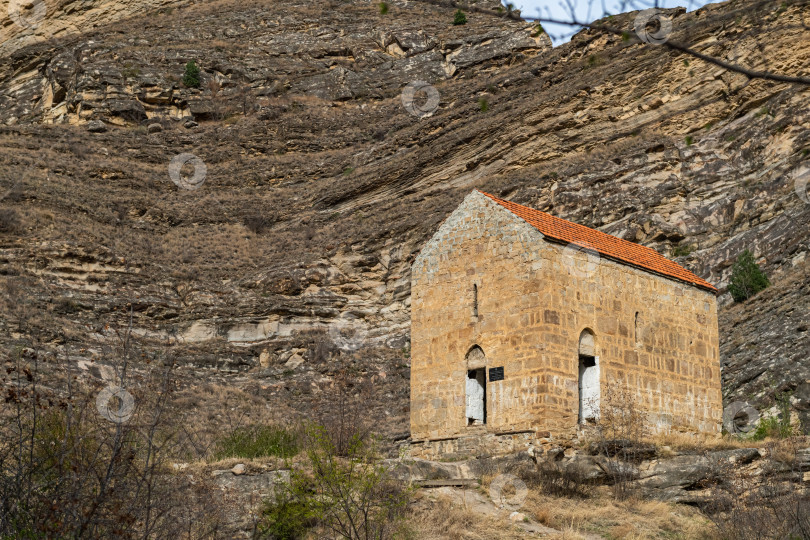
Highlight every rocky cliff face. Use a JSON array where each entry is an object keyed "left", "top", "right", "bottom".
[{"left": 0, "top": 0, "right": 808, "bottom": 438}]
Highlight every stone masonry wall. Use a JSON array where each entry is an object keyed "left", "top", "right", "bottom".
[{"left": 410, "top": 191, "right": 722, "bottom": 445}]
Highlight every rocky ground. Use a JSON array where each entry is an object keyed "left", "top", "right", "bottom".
[
  {"left": 199, "top": 437, "right": 810, "bottom": 537},
  {"left": 0, "top": 0, "right": 809, "bottom": 445}
]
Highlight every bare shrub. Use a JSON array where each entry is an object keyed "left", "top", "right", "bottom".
[
  {"left": 530, "top": 458, "right": 594, "bottom": 499},
  {"left": 309, "top": 338, "right": 336, "bottom": 365},
  {"left": 243, "top": 212, "right": 274, "bottom": 234},
  {"left": 1, "top": 275, "right": 58, "bottom": 339},
  {"left": 701, "top": 438, "right": 810, "bottom": 539},
  {"left": 258, "top": 422, "right": 410, "bottom": 540},
  {"left": 587, "top": 381, "right": 651, "bottom": 499},
  {"left": 314, "top": 370, "right": 374, "bottom": 457},
  {"left": 238, "top": 84, "right": 258, "bottom": 116},
  {"left": 0, "top": 208, "right": 20, "bottom": 232},
  {"left": 1, "top": 184, "right": 24, "bottom": 202},
  {"left": 0, "top": 330, "right": 223, "bottom": 538}
]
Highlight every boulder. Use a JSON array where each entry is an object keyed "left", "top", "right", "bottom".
[
  {"left": 259, "top": 349, "right": 272, "bottom": 367},
  {"left": 292, "top": 67, "right": 366, "bottom": 101},
  {"left": 566, "top": 454, "right": 610, "bottom": 483},
  {"left": 637, "top": 448, "right": 762, "bottom": 501},
  {"left": 387, "top": 457, "right": 477, "bottom": 483},
  {"left": 389, "top": 30, "right": 437, "bottom": 56},
  {"left": 86, "top": 120, "right": 107, "bottom": 133},
  {"left": 107, "top": 99, "right": 147, "bottom": 122},
  {"left": 188, "top": 100, "right": 216, "bottom": 120},
  {"left": 447, "top": 30, "right": 541, "bottom": 70},
  {"left": 284, "top": 353, "right": 305, "bottom": 369}
]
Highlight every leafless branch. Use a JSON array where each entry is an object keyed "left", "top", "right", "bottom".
[
  {"left": 413, "top": 0, "right": 810, "bottom": 85},
  {"left": 524, "top": 15, "right": 810, "bottom": 85}
]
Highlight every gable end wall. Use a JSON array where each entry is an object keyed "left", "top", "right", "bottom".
[{"left": 410, "top": 191, "right": 721, "bottom": 443}]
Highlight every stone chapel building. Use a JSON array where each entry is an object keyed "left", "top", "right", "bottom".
[{"left": 409, "top": 190, "right": 721, "bottom": 454}]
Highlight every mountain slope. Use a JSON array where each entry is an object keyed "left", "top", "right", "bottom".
[{"left": 1, "top": 0, "right": 809, "bottom": 437}]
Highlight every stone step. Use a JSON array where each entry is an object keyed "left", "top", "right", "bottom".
[{"left": 414, "top": 478, "right": 478, "bottom": 488}]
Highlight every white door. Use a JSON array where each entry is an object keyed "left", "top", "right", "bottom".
[
  {"left": 466, "top": 371, "right": 485, "bottom": 424},
  {"left": 579, "top": 356, "right": 600, "bottom": 422}
]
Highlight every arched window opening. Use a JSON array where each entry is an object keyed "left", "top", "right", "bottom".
[
  {"left": 634, "top": 312, "right": 639, "bottom": 343},
  {"left": 473, "top": 284, "right": 479, "bottom": 318},
  {"left": 578, "top": 329, "right": 600, "bottom": 424},
  {"left": 465, "top": 346, "right": 486, "bottom": 426}
]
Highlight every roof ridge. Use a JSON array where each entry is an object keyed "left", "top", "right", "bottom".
[{"left": 477, "top": 190, "right": 717, "bottom": 293}]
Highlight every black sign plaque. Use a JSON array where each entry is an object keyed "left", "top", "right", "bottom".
[{"left": 489, "top": 366, "right": 504, "bottom": 382}]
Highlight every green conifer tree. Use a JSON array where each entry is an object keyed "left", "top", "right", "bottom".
[
  {"left": 182, "top": 61, "right": 201, "bottom": 88},
  {"left": 728, "top": 249, "right": 770, "bottom": 302}
]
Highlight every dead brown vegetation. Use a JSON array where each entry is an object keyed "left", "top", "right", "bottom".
[
  {"left": 408, "top": 494, "right": 527, "bottom": 540},
  {"left": 0, "top": 337, "right": 223, "bottom": 538},
  {"left": 525, "top": 488, "right": 715, "bottom": 539},
  {"left": 0, "top": 208, "right": 19, "bottom": 232},
  {"left": 700, "top": 437, "right": 810, "bottom": 539}
]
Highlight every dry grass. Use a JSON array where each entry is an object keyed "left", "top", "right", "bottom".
[
  {"left": 179, "top": 454, "right": 303, "bottom": 476},
  {"left": 170, "top": 382, "right": 300, "bottom": 461},
  {"left": 422, "top": 472, "right": 715, "bottom": 539},
  {"left": 408, "top": 494, "right": 526, "bottom": 540},
  {"left": 556, "top": 530, "right": 588, "bottom": 540},
  {"left": 649, "top": 431, "right": 810, "bottom": 455},
  {"left": 650, "top": 431, "right": 757, "bottom": 452},
  {"left": 574, "top": 427, "right": 806, "bottom": 457},
  {"left": 525, "top": 487, "right": 717, "bottom": 539},
  {"left": 766, "top": 436, "right": 806, "bottom": 464},
  {"left": 408, "top": 486, "right": 717, "bottom": 539}
]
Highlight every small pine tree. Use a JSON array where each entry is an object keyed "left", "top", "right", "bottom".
[
  {"left": 453, "top": 9, "right": 467, "bottom": 25},
  {"left": 379, "top": 1, "right": 388, "bottom": 14},
  {"left": 728, "top": 249, "right": 770, "bottom": 302},
  {"left": 182, "top": 61, "right": 201, "bottom": 88}
]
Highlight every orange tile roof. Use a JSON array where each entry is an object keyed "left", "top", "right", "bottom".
[{"left": 478, "top": 191, "right": 717, "bottom": 293}]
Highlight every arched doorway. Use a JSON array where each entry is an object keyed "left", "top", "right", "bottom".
[
  {"left": 465, "top": 346, "right": 486, "bottom": 426},
  {"left": 578, "top": 330, "right": 599, "bottom": 423}
]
